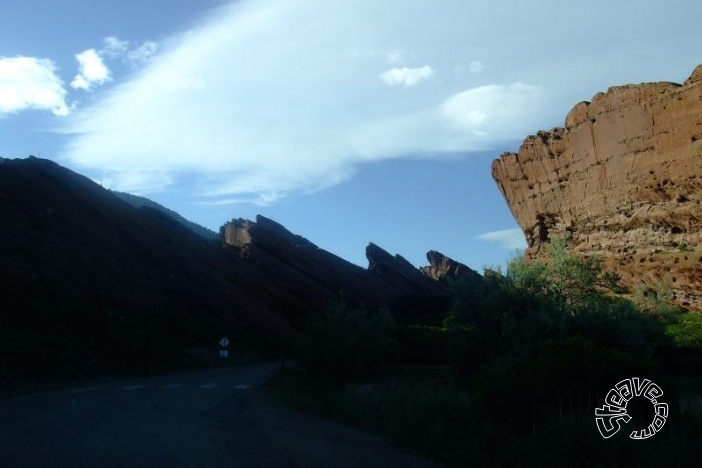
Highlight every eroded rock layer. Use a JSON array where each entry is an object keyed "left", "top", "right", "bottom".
[{"left": 492, "top": 64, "right": 702, "bottom": 311}]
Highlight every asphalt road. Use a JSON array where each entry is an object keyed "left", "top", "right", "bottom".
[
  {"left": 0, "top": 363, "right": 291, "bottom": 467},
  {"left": 0, "top": 363, "right": 442, "bottom": 468}
]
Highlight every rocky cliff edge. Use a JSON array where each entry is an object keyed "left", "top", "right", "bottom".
[{"left": 492, "top": 64, "right": 702, "bottom": 310}]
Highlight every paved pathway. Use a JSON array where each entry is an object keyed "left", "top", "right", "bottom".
[{"left": 0, "top": 363, "right": 443, "bottom": 467}]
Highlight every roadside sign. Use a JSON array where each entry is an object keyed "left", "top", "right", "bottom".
[{"left": 219, "top": 337, "right": 230, "bottom": 348}]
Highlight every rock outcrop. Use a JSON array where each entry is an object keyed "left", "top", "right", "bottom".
[
  {"left": 220, "top": 217, "right": 466, "bottom": 318},
  {"left": 221, "top": 216, "right": 397, "bottom": 314},
  {"left": 492, "top": 64, "right": 702, "bottom": 311},
  {"left": 420, "top": 250, "right": 483, "bottom": 284},
  {"left": 366, "top": 243, "right": 448, "bottom": 297}
]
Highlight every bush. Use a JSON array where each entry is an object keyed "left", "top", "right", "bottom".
[
  {"left": 296, "top": 299, "right": 398, "bottom": 382},
  {"left": 445, "top": 237, "right": 668, "bottom": 357},
  {"left": 570, "top": 297, "right": 667, "bottom": 356},
  {"left": 665, "top": 312, "right": 702, "bottom": 349},
  {"left": 471, "top": 336, "right": 658, "bottom": 431},
  {"left": 444, "top": 259, "right": 565, "bottom": 354},
  {"left": 633, "top": 280, "right": 685, "bottom": 325},
  {"left": 396, "top": 325, "right": 450, "bottom": 365}
]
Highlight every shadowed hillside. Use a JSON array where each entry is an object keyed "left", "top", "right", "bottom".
[
  {"left": 111, "top": 190, "right": 218, "bottom": 241},
  {"left": 0, "top": 156, "right": 476, "bottom": 390},
  {"left": 0, "top": 157, "right": 296, "bottom": 387}
]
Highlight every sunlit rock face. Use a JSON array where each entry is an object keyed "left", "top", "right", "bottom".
[
  {"left": 420, "top": 250, "right": 482, "bottom": 284},
  {"left": 492, "top": 64, "right": 702, "bottom": 311}
]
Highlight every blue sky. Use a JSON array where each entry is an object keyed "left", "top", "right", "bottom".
[{"left": 2, "top": 0, "right": 701, "bottom": 270}]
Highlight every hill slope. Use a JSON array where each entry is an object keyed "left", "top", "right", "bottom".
[
  {"left": 0, "top": 156, "right": 479, "bottom": 388},
  {"left": 0, "top": 156, "right": 296, "bottom": 386},
  {"left": 111, "top": 190, "right": 218, "bottom": 240}
]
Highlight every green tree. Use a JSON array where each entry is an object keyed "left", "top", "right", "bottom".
[
  {"left": 445, "top": 236, "right": 661, "bottom": 356},
  {"left": 544, "top": 237, "right": 605, "bottom": 313}
]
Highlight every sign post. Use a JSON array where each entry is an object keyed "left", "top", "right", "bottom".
[{"left": 219, "top": 336, "right": 230, "bottom": 358}]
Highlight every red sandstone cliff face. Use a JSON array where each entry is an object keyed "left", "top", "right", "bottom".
[{"left": 492, "top": 64, "right": 702, "bottom": 311}]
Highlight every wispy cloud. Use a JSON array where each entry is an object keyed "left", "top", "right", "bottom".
[
  {"left": 380, "top": 65, "right": 435, "bottom": 88},
  {"left": 126, "top": 41, "right": 158, "bottom": 65},
  {"left": 469, "top": 61, "right": 486, "bottom": 74},
  {"left": 58, "top": 0, "right": 560, "bottom": 201},
  {"left": 102, "top": 37, "right": 130, "bottom": 58},
  {"left": 441, "top": 83, "right": 543, "bottom": 136},
  {"left": 475, "top": 228, "right": 527, "bottom": 250},
  {"left": 101, "top": 36, "right": 158, "bottom": 66},
  {"left": 0, "top": 56, "right": 70, "bottom": 116},
  {"left": 71, "top": 49, "right": 111, "bottom": 91},
  {"left": 61, "top": 0, "right": 651, "bottom": 201}
]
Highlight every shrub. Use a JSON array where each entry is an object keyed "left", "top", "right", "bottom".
[
  {"left": 633, "top": 280, "right": 685, "bottom": 325},
  {"left": 396, "top": 325, "right": 450, "bottom": 365},
  {"left": 296, "top": 299, "right": 398, "bottom": 382},
  {"left": 665, "top": 313, "right": 702, "bottom": 349},
  {"left": 445, "top": 257, "right": 566, "bottom": 354},
  {"left": 570, "top": 298, "right": 666, "bottom": 356},
  {"left": 445, "top": 236, "right": 667, "bottom": 358},
  {"left": 471, "top": 336, "right": 658, "bottom": 431}
]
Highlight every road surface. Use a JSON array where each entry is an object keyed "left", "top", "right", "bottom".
[{"left": 0, "top": 363, "right": 442, "bottom": 467}]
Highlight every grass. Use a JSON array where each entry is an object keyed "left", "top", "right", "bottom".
[{"left": 665, "top": 312, "right": 702, "bottom": 348}]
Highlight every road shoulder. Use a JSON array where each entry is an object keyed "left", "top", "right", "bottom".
[{"left": 242, "top": 391, "right": 445, "bottom": 468}]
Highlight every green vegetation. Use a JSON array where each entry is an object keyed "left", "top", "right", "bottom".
[
  {"left": 272, "top": 237, "right": 702, "bottom": 466},
  {"left": 296, "top": 298, "right": 398, "bottom": 382},
  {"left": 666, "top": 312, "right": 702, "bottom": 348}
]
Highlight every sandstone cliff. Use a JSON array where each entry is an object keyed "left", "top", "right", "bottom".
[{"left": 492, "top": 64, "right": 702, "bottom": 311}]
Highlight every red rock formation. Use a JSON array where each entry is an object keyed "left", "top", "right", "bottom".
[
  {"left": 221, "top": 216, "right": 458, "bottom": 319},
  {"left": 420, "top": 250, "right": 482, "bottom": 284},
  {"left": 492, "top": 64, "right": 702, "bottom": 311},
  {"left": 366, "top": 243, "right": 447, "bottom": 297}
]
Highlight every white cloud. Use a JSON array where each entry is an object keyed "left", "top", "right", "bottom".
[
  {"left": 381, "top": 65, "right": 435, "bottom": 88},
  {"left": 475, "top": 229, "right": 527, "bottom": 250},
  {"left": 57, "top": 0, "right": 700, "bottom": 203},
  {"left": 126, "top": 41, "right": 158, "bottom": 65},
  {"left": 100, "top": 36, "right": 158, "bottom": 67},
  {"left": 99, "top": 168, "right": 174, "bottom": 194},
  {"left": 0, "top": 56, "right": 70, "bottom": 116},
  {"left": 441, "top": 83, "right": 544, "bottom": 137},
  {"left": 71, "top": 49, "right": 111, "bottom": 90},
  {"left": 102, "top": 37, "right": 129, "bottom": 58}
]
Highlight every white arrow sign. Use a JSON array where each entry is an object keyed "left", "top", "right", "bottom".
[{"left": 219, "top": 337, "right": 230, "bottom": 348}]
